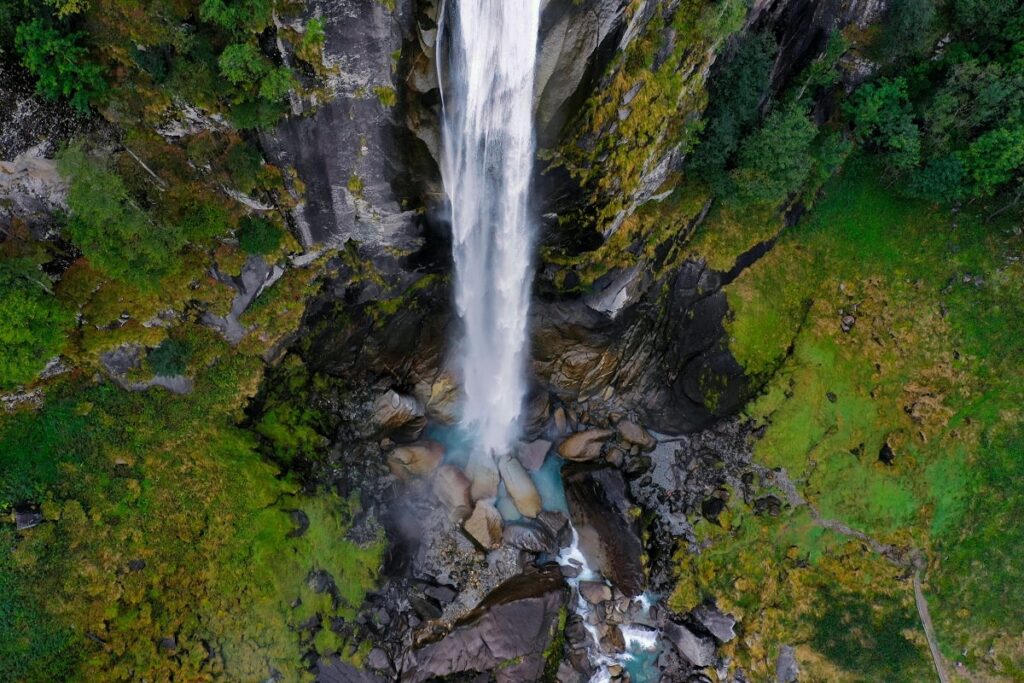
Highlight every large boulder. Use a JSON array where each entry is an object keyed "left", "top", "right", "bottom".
[
  {"left": 563, "top": 464, "right": 645, "bottom": 596},
  {"left": 432, "top": 464, "right": 473, "bottom": 520},
  {"left": 615, "top": 420, "right": 657, "bottom": 451},
  {"left": 372, "top": 390, "right": 426, "bottom": 442},
  {"left": 401, "top": 566, "right": 567, "bottom": 682},
  {"left": 664, "top": 620, "right": 716, "bottom": 668},
  {"left": 557, "top": 428, "right": 613, "bottom": 462},
  {"left": 463, "top": 500, "right": 503, "bottom": 550},
  {"left": 387, "top": 441, "right": 444, "bottom": 480},
  {"left": 516, "top": 438, "right": 552, "bottom": 471},
  {"left": 497, "top": 454, "right": 542, "bottom": 518}
]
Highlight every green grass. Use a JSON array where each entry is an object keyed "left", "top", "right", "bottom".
[{"left": 718, "top": 156, "right": 1024, "bottom": 678}]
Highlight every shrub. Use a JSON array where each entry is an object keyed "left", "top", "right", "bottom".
[
  {"left": 148, "top": 338, "right": 192, "bottom": 376},
  {"left": 15, "top": 18, "right": 106, "bottom": 113},
  {"left": 0, "top": 259, "right": 73, "bottom": 388},
  {"left": 729, "top": 103, "right": 818, "bottom": 207},
  {"left": 58, "top": 144, "right": 182, "bottom": 289},
  {"left": 848, "top": 78, "right": 921, "bottom": 173},
  {"left": 237, "top": 216, "right": 283, "bottom": 254}
]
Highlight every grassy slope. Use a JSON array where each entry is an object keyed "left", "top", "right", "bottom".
[
  {"left": 688, "top": 157, "right": 1024, "bottom": 680},
  {"left": 1, "top": 331, "right": 383, "bottom": 682}
]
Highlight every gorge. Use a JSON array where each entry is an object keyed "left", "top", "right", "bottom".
[{"left": 2, "top": 1, "right": 1024, "bottom": 682}]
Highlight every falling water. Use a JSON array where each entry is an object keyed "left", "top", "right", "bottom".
[{"left": 436, "top": 0, "right": 541, "bottom": 457}]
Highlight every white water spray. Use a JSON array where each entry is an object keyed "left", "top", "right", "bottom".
[{"left": 437, "top": 0, "right": 541, "bottom": 456}]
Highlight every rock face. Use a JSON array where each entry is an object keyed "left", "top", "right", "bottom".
[
  {"left": 0, "top": 148, "right": 67, "bottom": 231},
  {"left": 563, "top": 464, "right": 644, "bottom": 597},
  {"left": 401, "top": 565, "right": 566, "bottom": 683},
  {"left": 260, "top": 0, "right": 430, "bottom": 249}
]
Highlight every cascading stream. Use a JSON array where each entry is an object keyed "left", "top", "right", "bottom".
[{"left": 437, "top": 0, "right": 541, "bottom": 458}]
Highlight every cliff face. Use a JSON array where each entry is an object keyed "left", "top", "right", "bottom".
[{"left": 270, "top": 0, "right": 888, "bottom": 433}]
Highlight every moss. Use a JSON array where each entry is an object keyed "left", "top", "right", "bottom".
[{"left": 373, "top": 85, "right": 397, "bottom": 107}]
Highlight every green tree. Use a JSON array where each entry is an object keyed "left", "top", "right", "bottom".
[
  {"left": 148, "top": 338, "right": 192, "bottom": 376},
  {"left": 57, "top": 145, "right": 182, "bottom": 289},
  {"left": 0, "top": 259, "right": 73, "bottom": 388},
  {"left": 14, "top": 18, "right": 106, "bottom": 113},
  {"left": 200, "top": 0, "right": 274, "bottom": 34},
  {"left": 964, "top": 126, "right": 1024, "bottom": 197},
  {"left": 729, "top": 103, "right": 819, "bottom": 207},
  {"left": 237, "top": 216, "right": 283, "bottom": 255},
  {"left": 882, "top": 0, "right": 935, "bottom": 61},
  {"left": 218, "top": 42, "right": 270, "bottom": 84},
  {"left": 848, "top": 78, "right": 921, "bottom": 173},
  {"left": 690, "top": 32, "right": 778, "bottom": 187}
]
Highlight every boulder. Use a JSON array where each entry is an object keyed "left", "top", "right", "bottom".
[
  {"left": 14, "top": 507, "right": 43, "bottom": 531},
  {"left": 664, "top": 621, "right": 716, "bottom": 668},
  {"left": 691, "top": 604, "right": 736, "bottom": 643},
  {"left": 516, "top": 439, "right": 552, "bottom": 471},
  {"left": 503, "top": 522, "right": 557, "bottom": 555},
  {"left": 563, "top": 464, "right": 645, "bottom": 597},
  {"left": 466, "top": 451, "right": 500, "bottom": 501},
  {"left": 401, "top": 566, "right": 567, "bottom": 683},
  {"left": 387, "top": 441, "right": 444, "bottom": 480},
  {"left": 372, "top": 390, "right": 426, "bottom": 442},
  {"left": 464, "top": 501, "right": 503, "bottom": 550},
  {"left": 497, "top": 454, "right": 542, "bottom": 518},
  {"left": 578, "top": 580, "right": 612, "bottom": 605},
  {"left": 615, "top": 420, "right": 657, "bottom": 451},
  {"left": 432, "top": 465, "right": 473, "bottom": 520},
  {"left": 776, "top": 644, "right": 799, "bottom": 683},
  {"left": 557, "top": 428, "right": 613, "bottom": 462}
]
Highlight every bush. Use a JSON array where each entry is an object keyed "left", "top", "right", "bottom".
[
  {"left": 848, "top": 78, "right": 921, "bottom": 173},
  {"left": 57, "top": 144, "right": 182, "bottom": 288},
  {"left": 882, "top": 0, "right": 936, "bottom": 61},
  {"left": 729, "top": 103, "right": 818, "bottom": 207},
  {"left": 15, "top": 18, "right": 107, "bottom": 113},
  {"left": 0, "top": 259, "right": 73, "bottom": 388},
  {"left": 225, "top": 141, "right": 264, "bottom": 193},
  {"left": 148, "top": 338, "right": 192, "bottom": 376},
  {"left": 237, "top": 216, "right": 283, "bottom": 255}
]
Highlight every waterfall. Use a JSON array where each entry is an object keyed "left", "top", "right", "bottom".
[{"left": 437, "top": 0, "right": 541, "bottom": 457}]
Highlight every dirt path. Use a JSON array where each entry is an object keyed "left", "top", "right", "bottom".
[{"left": 915, "top": 567, "right": 951, "bottom": 683}]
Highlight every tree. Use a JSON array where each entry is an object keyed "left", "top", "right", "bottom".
[
  {"left": 729, "top": 103, "right": 818, "bottom": 207},
  {"left": 848, "top": 78, "right": 921, "bottom": 173},
  {"left": 689, "top": 32, "right": 778, "bottom": 186},
  {"left": 0, "top": 259, "right": 73, "bottom": 388},
  {"left": 57, "top": 145, "right": 182, "bottom": 289},
  {"left": 237, "top": 216, "right": 283, "bottom": 255},
  {"left": 882, "top": 0, "right": 935, "bottom": 61},
  {"left": 14, "top": 18, "right": 106, "bottom": 113},
  {"left": 964, "top": 126, "right": 1024, "bottom": 197}
]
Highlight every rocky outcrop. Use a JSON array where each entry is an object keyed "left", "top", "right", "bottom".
[
  {"left": 400, "top": 565, "right": 566, "bottom": 683},
  {"left": 0, "top": 147, "right": 68, "bottom": 231},
  {"left": 563, "top": 463, "right": 644, "bottom": 597}
]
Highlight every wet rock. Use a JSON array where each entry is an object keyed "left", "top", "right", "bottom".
[
  {"left": 600, "top": 623, "right": 626, "bottom": 653},
  {"left": 691, "top": 604, "right": 736, "bottom": 643},
  {"left": 537, "top": 509, "right": 572, "bottom": 547},
  {"left": 563, "top": 464, "right": 645, "bottom": 596},
  {"left": 401, "top": 566, "right": 566, "bottom": 683},
  {"left": 497, "top": 454, "right": 542, "bottom": 518},
  {"left": 387, "top": 440, "right": 444, "bottom": 480},
  {"left": 516, "top": 438, "right": 552, "bottom": 471},
  {"left": 665, "top": 620, "right": 716, "bottom": 667},
  {"left": 776, "top": 644, "right": 799, "bottom": 682},
  {"left": 366, "top": 647, "right": 390, "bottom": 671},
  {"left": 409, "top": 593, "right": 443, "bottom": 620},
  {"left": 558, "top": 428, "right": 613, "bottom": 461},
  {"left": 579, "top": 580, "right": 612, "bottom": 605},
  {"left": 553, "top": 406, "right": 569, "bottom": 435},
  {"left": 432, "top": 465, "right": 473, "bottom": 520},
  {"left": 423, "top": 583, "right": 458, "bottom": 605},
  {"left": 615, "top": 420, "right": 657, "bottom": 451},
  {"left": 466, "top": 452, "right": 500, "bottom": 501},
  {"left": 503, "top": 521, "right": 557, "bottom": 554},
  {"left": 372, "top": 390, "right": 426, "bottom": 442},
  {"left": 14, "top": 507, "right": 43, "bottom": 530},
  {"left": 463, "top": 501, "right": 503, "bottom": 550}
]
